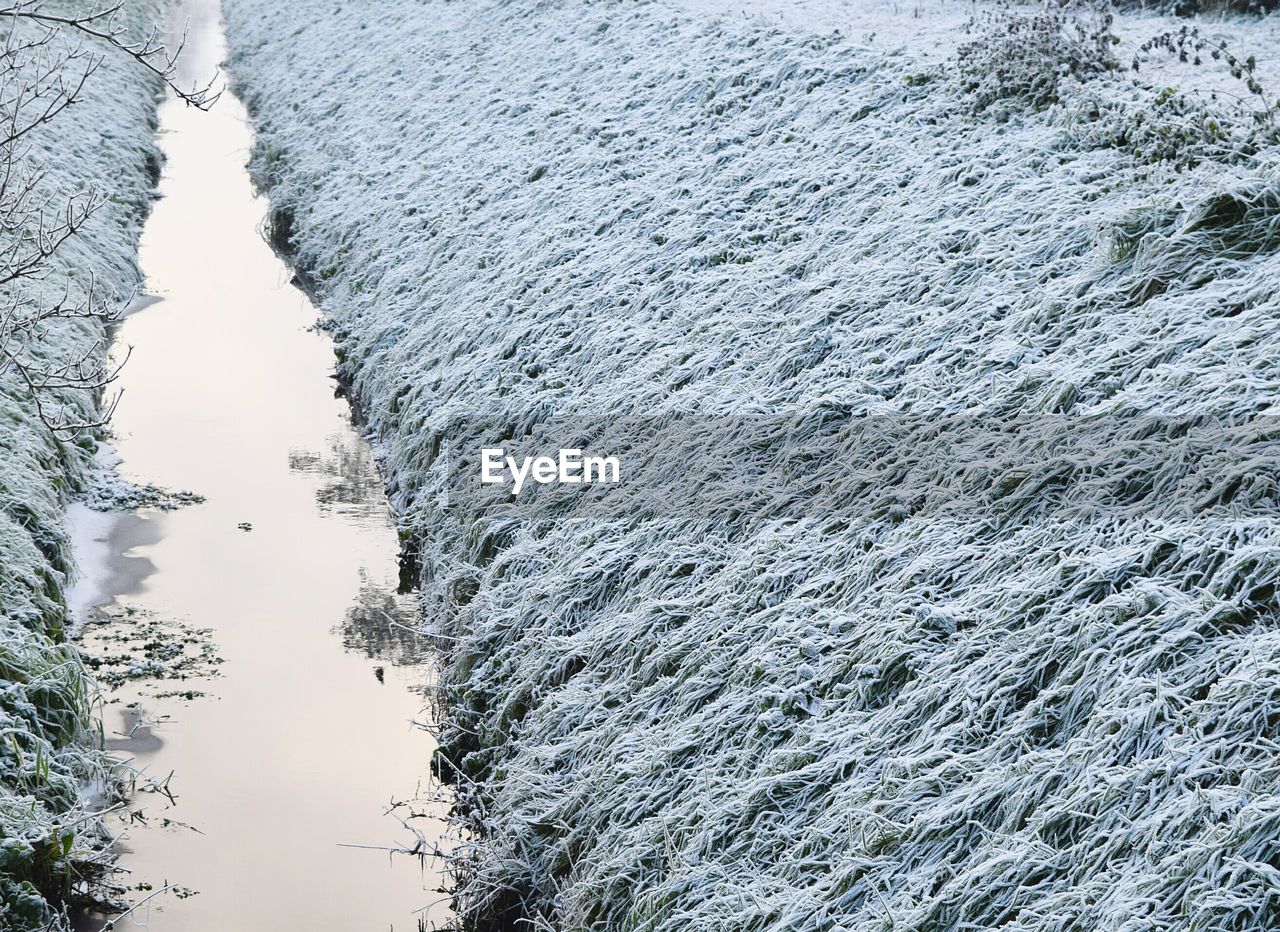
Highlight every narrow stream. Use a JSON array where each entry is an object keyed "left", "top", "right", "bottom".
[{"left": 66, "top": 3, "right": 449, "bottom": 928}]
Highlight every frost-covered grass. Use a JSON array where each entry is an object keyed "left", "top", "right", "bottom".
[
  {"left": 0, "top": 6, "right": 161, "bottom": 927},
  {"left": 224, "top": 0, "right": 1280, "bottom": 928}
]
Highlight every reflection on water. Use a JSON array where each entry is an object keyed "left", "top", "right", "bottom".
[
  {"left": 337, "top": 575, "right": 434, "bottom": 671},
  {"left": 289, "top": 433, "right": 388, "bottom": 520},
  {"left": 65, "top": 1, "right": 450, "bottom": 929}
]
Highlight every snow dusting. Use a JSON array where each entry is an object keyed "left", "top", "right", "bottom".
[
  {"left": 223, "top": 0, "right": 1280, "bottom": 928},
  {"left": 0, "top": 4, "right": 163, "bottom": 925}
]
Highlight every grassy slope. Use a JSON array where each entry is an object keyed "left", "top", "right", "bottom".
[
  {"left": 0, "top": 8, "right": 161, "bottom": 928},
  {"left": 225, "top": 1, "right": 1280, "bottom": 928}
]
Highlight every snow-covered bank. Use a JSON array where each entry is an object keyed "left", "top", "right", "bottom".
[
  {"left": 0, "top": 6, "right": 162, "bottom": 926},
  {"left": 224, "top": 1, "right": 1280, "bottom": 928}
]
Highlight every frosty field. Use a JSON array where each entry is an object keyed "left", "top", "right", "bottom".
[
  {"left": 0, "top": 4, "right": 162, "bottom": 926},
  {"left": 219, "top": 0, "right": 1280, "bottom": 929}
]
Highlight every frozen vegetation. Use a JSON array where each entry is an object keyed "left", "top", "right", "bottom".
[
  {"left": 0, "top": 4, "right": 163, "bottom": 926},
  {"left": 224, "top": 0, "right": 1280, "bottom": 928}
]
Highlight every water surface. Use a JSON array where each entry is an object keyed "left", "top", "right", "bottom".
[{"left": 68, "top": 3, "right": 449, "bottom": 928}]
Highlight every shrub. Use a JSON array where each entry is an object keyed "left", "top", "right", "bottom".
[
  {"left": 1064, "top": 23, "right": 1280, "bottom": 169},
  {"left": 1134, "top": 25, "right": 1277, "bottom": 128},
  {"left": 1116, "top": 0, "right": 1278, "bottom": 15},
  {"left": 957, "top": 4, "right": 1120, "bottom": 113},
  {"left": 1066, "top": 83, "right": 1274, "bottom": 168}
]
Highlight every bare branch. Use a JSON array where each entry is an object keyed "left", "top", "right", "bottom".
[
  {"left": 0, "top": 2, "right": 213, "bottom": 438},
  {"left": 2, "top": 1, "right": 220, "bottom": 109}
]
